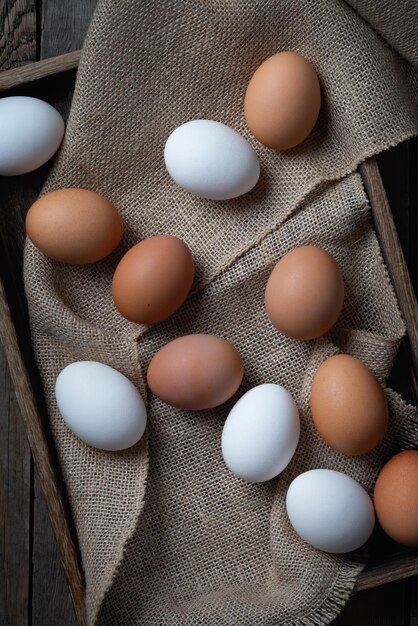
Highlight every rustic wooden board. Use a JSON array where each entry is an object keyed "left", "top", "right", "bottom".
[
  {"left": 0, "top": 50, "right": 81, "bottom": 91},
  {"left": 0, "top": 344, "right": 31, "bottom": 625},
  {"left": 32, "top": 473, "right": 77, "bottom": 626},
  {"left": 0, "top": 6, "right": 417, "bottom": 624},
  {"left": 0, "top": 1, "right": 36, "bottom": 70},
  {"left": 0, "top": 3, "right": 36, "bottom": 624},
  {"left": 0, "top": 1, "right": 96, "bottom": 624},
  {"left": 40, "top": 0, "right": 96, "bottom": 59}
]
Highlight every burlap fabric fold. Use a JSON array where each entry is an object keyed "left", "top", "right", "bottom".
[{"left": 24, "top": 1, "right": 418, "bottom": 624}]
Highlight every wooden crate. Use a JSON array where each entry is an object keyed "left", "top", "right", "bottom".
[{"left": 0, "top": 56, "right": 417, "bottom": 626}]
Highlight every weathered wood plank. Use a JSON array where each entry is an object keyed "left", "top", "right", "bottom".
[
  {"left": 0, "top": 4, "right": 36, "bottom": 625},
  {"left": 0, "top": 273, "right": 87, "bottom": 626},
  {"left": 0, "top": 0, "right": 36, "bottom": 70},
  {"left": 0, "top": 345, "right": 32, "bottom": 626},
  {"left": 40, "top": 0, "right": 96, "bottom": 58},
  {"left": 32, "top": 473, "right": 77, "bottom": 626}
]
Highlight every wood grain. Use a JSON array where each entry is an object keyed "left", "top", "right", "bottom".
[
  {"left": 0, "top": 0, "right": 36, "bottom": 70},
  {"left": 40, "top": 0, "right": 96, "bottom": 58},
  {"left": 0, "top": 344, "right": 32, "bottom": 626},
  {"left": 356, "top": 552, "right": 418, "bottom": 593},
  {"left": 0, "top": 278, "right": 87, "bottom": 626},
  {"left": 32, "top": 473, "right": 77, "bottom": 626},
  {"left": 0, "top": 49, "right": 80, "bottom": 91},
  {"left": 0, "top": 4, "right": 35, "bottom": 625}
]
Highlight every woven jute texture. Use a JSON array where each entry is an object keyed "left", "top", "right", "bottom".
[{"left": 24, "top": 1, "right": 418, "bottom": 624}]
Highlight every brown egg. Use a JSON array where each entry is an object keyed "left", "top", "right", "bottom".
[
  {"left": 374, "top": 450, "right": 418, "bottom": 547},
  {"left": 147, "top": 334, "right": 244, "bottom": 410},
  {"left": 265, "top": 246, "right": 344, "bottom": 340},
  {"left": 244, "top": 51, "right": 321, "bottom": 150},
  {"left": 310, "top": 354, "right": 388, "bottom": 456},
  {"left": 112, "top": 235, "right": 194, "bottom": 324},
  {"left": 25, "top": 188, "right": 123, "bottom": 264}
]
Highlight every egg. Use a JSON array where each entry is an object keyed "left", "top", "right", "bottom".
[
  {"left": 286, "top": 469, "right": 375, "bottom": 553},
  {"left": 55, "top": 361, "right": 147, "bottom": 451},
  {"left": 164, "top": 119, "right": 260, "bottom": 200},
  {"left": 0, "top": 96, "right": 65, "bottom": 175},
  {"left": 147, "top": 334, "right": 243, "bottom": 410},
  {"left": 112, "top": 235, "right": 194, "bottom": 324},
  {"left": 26, "top": 188, "right": 123, "bottom": 264},
  {"left": 244, "top": 51, "right": 321, "bottom": 150},
  {"left": 310, "top": 354, "right": 388, "bottom": 456},
  {"left": 221, "top": 383, "right": 300, "bottom": 483},
  {"left": 265, "top": 246, "right": 344, "bottom": 340},
  {"left": 373, "top": 450, "right": 418, "bottom": 547}
]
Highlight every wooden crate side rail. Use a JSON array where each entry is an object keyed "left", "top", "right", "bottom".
[
  {"left": 0, "top": 280, "right": 86, "bottom": 625},
  {"left": 0, "top": 51, "right": 81, "bottom": 92}
]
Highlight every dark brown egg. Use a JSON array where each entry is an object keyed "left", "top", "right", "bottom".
[
  {"left": 147, "top": 334, "right": 244, "bottom": 410},
  {"left": 112, "top": 235, "right": 194, "bottom": 324}
]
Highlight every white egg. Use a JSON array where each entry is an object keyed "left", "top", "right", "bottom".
[
  {"left": 55, "top": 361, "right": 147, "bottom": 451},
  {"left": 0, "top": 96, "right": 65, "bottom": 176},
  {"left": 164, "top": 119, "right": 260, "bottom": 200},
  {"left": 221, "top": 383, "right": 300, "bottom": 483},
  {"left": 286, "top": 469, "right": 375, "bottom": 553}
]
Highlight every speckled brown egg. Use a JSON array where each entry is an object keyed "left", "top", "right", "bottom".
[
  {"left": 25, "top": 188, "right": 123, "bottom": 264},
  {"left": 147, "top": 334, "right": 244, "bottom": 410},
  {"left": 112, "top": 235, "right": 194, "bottom": 324},
  {"left": 374, "top": 450, "right": 418, "bottom": 548},
  {"left": 310, "top": 354, "right": 388, "bottom": 456},
  {"left": 265, "top": 246, "right": 344, "bottom": 340},
  {"left": 244, "top": 51, "right": 321, "bottom": 150}
]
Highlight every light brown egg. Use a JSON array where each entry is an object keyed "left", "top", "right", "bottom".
[
  {"left": 25, "top": 188, "right": 123, "bottom": 264},
  {"left": 264, "top": 246, "right": 344, "bottom": 340},
  {"left": 244, "top": 51, "right": 321, "bottom": 150},
  {"left": 310, "top": 354, "right": 388, "bottom": 456},
  {"left": 374, "top": 450, "right": 418, "bottom": 547},
  {"left": 112, "top": 235, "right": 194, "bottom": 324},
  {"left": 147, "top": 334, "right": 244, "bottom": 410}
]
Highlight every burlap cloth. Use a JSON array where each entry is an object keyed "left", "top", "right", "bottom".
[{"left": 23, "top": 1, "right": 418, "bottom": 624}]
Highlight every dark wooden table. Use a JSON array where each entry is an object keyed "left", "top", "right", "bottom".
[{"left": 0, "top": 1, "right": 417, "bottom": 624}]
